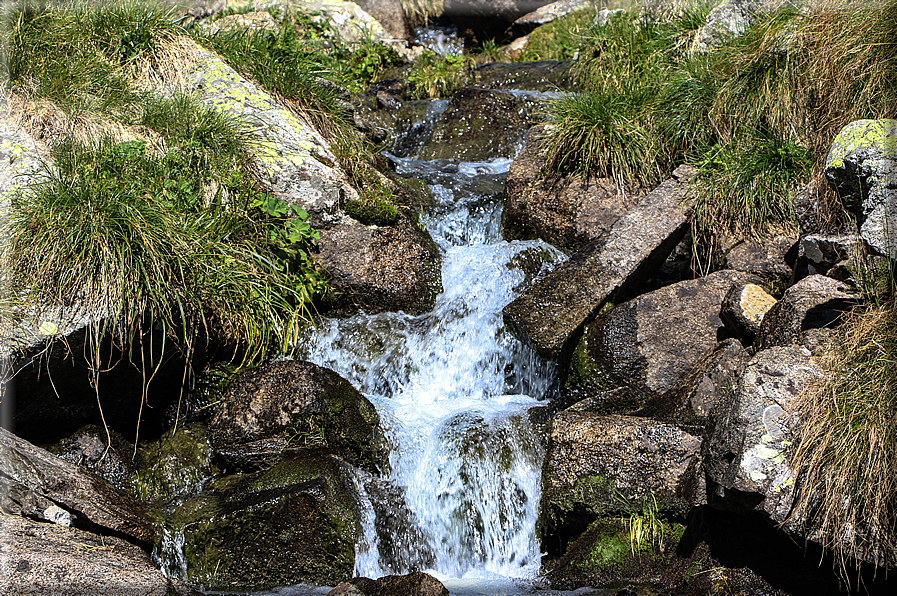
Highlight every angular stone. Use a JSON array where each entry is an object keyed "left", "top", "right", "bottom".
[
  {"left": 541, "top": 412, "right": 702, "bottom": 547},
  {"left": 51, "top": 425, "right": 136, "bottom": 491},
  {"left": 208, "top": 360, "right": 387, "bottom": 473},
  {"left": 704, "top": 346, "right": 821, "bottom": 528},
  {"left": 203, "top": 10, "right": 278, "bottom": 35},
  {"left": 0, "top": 515, "right": 196, "bottom": 596},
  {"left": 720, "top": 282, "right": 777, "bottom": 346},
  {"left": 582, "top": 269, "right": 760, "bottom": 397},
  {"left": 756, "top": 274, "right": 856, "bottom": 352},
  {"left": 825, "top": 119, "right": 897, "bottom": 259},
  {"left": 723, "top": 234, "right": 797, "bottom": 285},
  {"left": 502, "top": 125, "right": 640, "bottom": 253},
  {"left": 0, "top": 427, "right": 155, "bottom": 544},
  {"left": 644, "top": 338, "right": 750, "bottom": 422},
  {"left": 693, "top": 0, "right": 765, "bottom": 51},
  {"left": 503, "top": 167, "right": 694, "bottom": 365},
  {"left": 507, "top": 0, "right": 592, "bottom": 37},
  {"left": 799, "top": 233, "right": 862, "bottom": 276},
  {"left": 417, "top": 87, "right": 541, "bottom": 162},
  {"left": 361, "top": 0, "right": 411, "bottom": 40},
  {"left": 445, "top": 0, "right": 556, "bottom": 42},
  {"left": 297, "top": 0, "right": 391, "bottom": 43}
]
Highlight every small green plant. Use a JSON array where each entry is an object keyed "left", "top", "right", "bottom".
[
  {"left": 621, "top": 494, "right": 668, "bottom": 555},
  {"left": 407, "top": 51, "right": 473, "bottom": 99}
]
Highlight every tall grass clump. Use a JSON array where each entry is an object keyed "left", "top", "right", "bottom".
[{"left": 790, "top": 297, "right": 897, "bottom": 580}]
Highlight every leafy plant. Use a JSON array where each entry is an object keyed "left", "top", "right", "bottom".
[{"left": 618, "top": 493, "right": 669, "bottom": 555}]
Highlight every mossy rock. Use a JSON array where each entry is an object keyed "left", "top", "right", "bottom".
[
  {"left": 208, "top": 360, "right": 388, "bottom": 474},
  {"left": 545, "top": 517, "right": 684, "bottom": 590},
  {"left": 173, "top": 451, "right": 360, "bottom": 591},
  {"left": 130, "top": 423, "right": 218, "bottom": 506}
]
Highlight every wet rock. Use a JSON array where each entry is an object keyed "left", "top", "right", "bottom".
[
  {"left": 0, "top": 515, "right": 196, "bottom": 596},
  {"left": 642, "top": 338, "right": 750, "bottom": 423},
  {"left": 502, "top": 125, "right": 641, "bottom": 253},
  {"left": 507, "top": 0, "right": 592, "bottom": 37},
  {"left": 328, "top": 582, "right": 366, "bottom": 596},
  {"left": 417, "top": 87, "right": 541, "bottom": 162},
  {"left": 176, "top": 452, "right": 360, "bottom": 590},
  {"left": 503, "top": 167, "right": 694, "bottom": 367},
  {"left": 131, "top": 423, "right": 217, "bottom": 505},
  {"left": 364, "top": 479, "right": 436, "bottom": 574},
  {"left": 390, "top": 99, "right": 448, "bottom": 158},
  {"left": 50, "top": 425, "right": 136, "bottom": 491},
  {"left": 208, "top": 360, "right": 387, "bottom": 473},
  {"left": 756, "top": 274, "right": 856, "bottom": 352},
  {"left": 315, "top": 215, "right": 442, "bottom": 315},
  {"left": 704, "top": 346, "right": 821, "bottom": 529},
  {"left": 541, "top": 412, "right": 702, "bottom": 554},
  {"left": 580, "top": 270, "right": 761, "bottom": 398},
  {"left": 444, "top": 0, "right": 556, "bottom": 42},
  {"left": 0, "top": 427, "right": 155, "bottom": 544},
  {"left": 350, "top": 571, "right": 450, "bottom": 596},
  {"left": 720, "top": 282, "right": 777, "bottom": 346},
  {"left": 825, "top": 119, "right": 897, "bottom": 259},
  {"left": 471, "top": 61, "right": 573, "bottom": 92}
]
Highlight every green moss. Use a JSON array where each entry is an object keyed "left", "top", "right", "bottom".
[{"left": 345, "top": 190, "right": 399, "bottom": 226}]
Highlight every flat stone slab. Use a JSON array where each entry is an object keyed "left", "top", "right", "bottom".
[{"left": 503, "top": 166, "right": 693, "bottom": 363}]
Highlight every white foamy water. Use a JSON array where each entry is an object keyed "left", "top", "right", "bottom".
[{"left": 296, "top": 155, "right": 567, "bottom": 587}]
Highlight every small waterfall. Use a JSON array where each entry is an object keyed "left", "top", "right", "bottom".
[{"left": 297, "top": 154, "right": 566, "bottom": 586}]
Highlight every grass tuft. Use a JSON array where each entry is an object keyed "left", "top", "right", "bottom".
[{"left": 790, "top": 299, "right": 897, "bottom": 579}]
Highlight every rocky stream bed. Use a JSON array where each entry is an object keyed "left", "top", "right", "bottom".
[{"left": 3, "top": 1, "right": 897, "bottom": 595}]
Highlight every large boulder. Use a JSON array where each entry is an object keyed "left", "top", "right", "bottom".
[
  {"left": 297, "top": 0, "right": 391, "bottom": 43},
  {"left": 416, "top": 87, "right": 541, "bottom": 162},
  {"left": 165, "top": 37, "right": 441, "bottom": 315},
  {"left": 693, "top": 0, "right": 766, "bottom": 51},
  {"left": 503, "top": 166, "right": 694, "bottom": 367},
  {"left": 825, "top": 119, "right": 897, "bottom": 259},
  {"left": 704, "top": 346, "right": 821, "bottom": 529},
  {"left": 130, "top": 423, "right": 218, "bottom": 506},
  {"left": 0, "top": 427, "right": 155, "bottom": 545},
  {"left": 208, "top": 360, "right": 388, "bottom": 473},
  {"left": 756, "top": 274, "right": 856, "bottom": 353},
  {"left": 0, "top": 515, "right": 196, "bottom": 596},
  {"left": 502, "top": 125, "right": 641, "bottom": 253},
  {"left": 359, "top": 0, "right": 412, "bottom": 40},
  {"left": 578, "top": 270, "right": 761, "bottom": 399},
  {"left": 444, "top": 0, "right": 556, "bottom": 42},
  {"left": 540, "top": 412, "right": 702, "bottom": 555},
  {"left": 506, "top": 0, "right": 593, "bottom": 37},
  {"left": 174, "top": 452, "right": 361, "bottom": 590}
]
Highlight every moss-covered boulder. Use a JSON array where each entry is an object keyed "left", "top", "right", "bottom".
[
  {"left": 540, "top": 413, "right": 702, "bottom": 556},
  {"left": 208, "top": 360, "right": 388, "bottom": 473},
  {"left": 417, "top": 87, "right": 541, "bottom": 162},
  {"left": 174, "top": 452, "right": 360, "bottom": 590},
  {"left": 825, "top": 119, "right": 897, "bottom": 259},
  {"left": 130, "top": 423, "right": 218, "bottom": 506},
  {"left": 544, "top": 516, "right": 684, "bottom": 590}
]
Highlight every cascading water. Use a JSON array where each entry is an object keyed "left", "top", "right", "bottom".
[{"left": 295, "top": 152, "right": 568, "bottom": 592}]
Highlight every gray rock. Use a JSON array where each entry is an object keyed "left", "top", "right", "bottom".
[
  {"left": 51, "top": 425, "right": 136, "bottom": 491},
  {"left": 416, "top": 87, "right": 541, "bottom": 162},
  {"left": 0, "top": 427, "right": 155, "bottom": 545},
  {"left": 507, "top": 0, "right": 592, "bottom": 36},
  {"left": 350, "top": 572, "right": 450, "bottom": 596},
  {"left": 720, "top": 282, "right": 777, "bottom": 345},
  {"left": 723, "top": 234, "right": 797, "bottom": 286},
  {"left": 361, "top": 0, "right": 411, "bottom": 40},
  {"left": 825, "top": 119, "right": 897, "bottom": 259},
  {"left": 175, "top": 452, "right": 361, "bottom": 590},
  {"left": 208, "top": 360, "right": 387, "bottom": 473},
  {"left": 0, "top": 515, "right": 196, "bottom": 595},
  {"left": 704, "top": 345, "right": 820, "bottom": 529},
  {"left": 646, "top": 338, "right": 751, "bottom": 422},
  {"left": 694, "top": 0, "right": 764, "bottom": 51},
  {"left": 502, "top": 125, "right": 641, "bottom": 253},
  {"left": 296, "top": 0, "right": 392, "bottom": 43},
  {"left": 444, "top": 0, "right": 556, "bottom": 42},
  {"left": 203, "top": 10, "right": 278, "bottom": 35},
  {"left": 756, "top": 274, "right": 856, "bottom": 351},
  {"left": 798, "top": 233, "right": 863, "bottom": 276},
  {"left": 581, "top": 270, "right": 761, "bottom": 398},
  {"left": 503, "top": 167, "right": 694, "bottom": 366},
  {"left": 328, "top": 582, "right": 366, "bottom": 596},
  {"left": 541, "top": 412, "right": 702, "bottom": 545}
]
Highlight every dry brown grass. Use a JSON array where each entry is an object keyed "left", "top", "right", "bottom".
[{"left": 790, "top": 300, "right": 897, "bottom": 579}]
